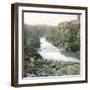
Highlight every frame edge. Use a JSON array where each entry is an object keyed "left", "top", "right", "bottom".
[{"left": 11, "top": 3, "right": 19, "bottom": 87}]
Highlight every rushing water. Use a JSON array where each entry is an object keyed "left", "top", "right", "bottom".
[{"left": 38, "top": 37, "right": 79, "bottom": 63}]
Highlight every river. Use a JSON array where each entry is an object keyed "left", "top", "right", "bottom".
[{"left": 38, "top": 37, "right": 79, "bottom": 63}]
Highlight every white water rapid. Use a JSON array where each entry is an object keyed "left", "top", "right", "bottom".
[{"left": 38, "top": 37, "right": 79, "bottom": 63}]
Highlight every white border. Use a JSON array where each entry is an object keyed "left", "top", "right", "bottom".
[{"left": 18, "top": 6, "right": 86, "bottom": 84}]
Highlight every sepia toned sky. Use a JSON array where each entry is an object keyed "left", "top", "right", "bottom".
[{"left": 24, "top": 12, "right": 78, "bottom": 26}]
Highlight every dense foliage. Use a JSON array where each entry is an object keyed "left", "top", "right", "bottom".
[{"left": 47, "top": 20, "right": 80, "bottom": 52}]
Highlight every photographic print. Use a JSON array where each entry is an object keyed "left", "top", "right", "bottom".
[
  {"left": 11, "top": 3, "right": 88, "bottom": 87},
  {"left": 23, "top": 12, "right": 80, "bottom": 78}
]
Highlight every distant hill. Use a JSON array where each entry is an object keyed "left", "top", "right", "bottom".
[{"left": 24, "top": 24, "right": 57, "bottom": 38}]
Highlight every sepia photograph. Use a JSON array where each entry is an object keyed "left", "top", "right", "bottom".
[{"left": 23, "top": 11, "right": 80, "bottom": 78}]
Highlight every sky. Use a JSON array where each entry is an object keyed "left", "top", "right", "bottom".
[{"left": 24, "top": 12, "right": 78, "bottom": 26}]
